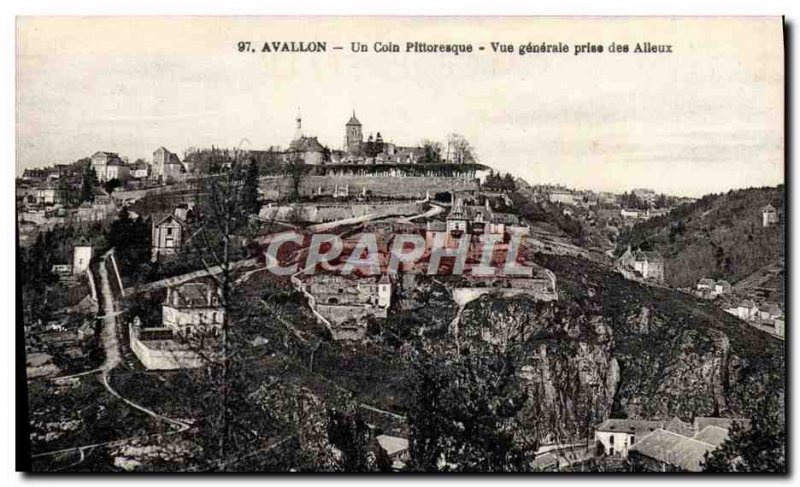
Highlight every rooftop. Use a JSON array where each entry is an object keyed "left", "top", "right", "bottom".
[
  {"left": 376, "top": 435, "right": 408, "bottom": 456},
  {"left": 165, "top": 282, "right": 221, "bottom": 309},
  {"left": 346, "top": 111, "right": 362, "bottom": 126},
  {"left": 693, "top": 417, "right": 750, "bottom": 433},
  {"left": 288, "top": 136, "right": 325, "bottom": 153},
  {"left": 634, "top": 250, "right": 663, "bottom": 262},
  {"left": 693, "top": 425, "right": 730, "bottom": 447},
  {"left": 595, "top": 419, "right": 664, "bottom": 437},
  {"left": 629, "top": 429, "right": 716, "bottom": 472}
]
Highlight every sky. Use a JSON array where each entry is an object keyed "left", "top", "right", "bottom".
[{"left": 16, "top": 16, "right": 784, "bottom": 197}]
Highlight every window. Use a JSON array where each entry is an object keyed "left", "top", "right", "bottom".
[
  {"left": 631, "top": 435, "right": 636, "bottom": 445},
  {"left": 166, "top": 227, "right": 173, "bottom": 236}
]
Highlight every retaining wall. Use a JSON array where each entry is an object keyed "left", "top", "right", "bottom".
[
  {"left": 260, "top": 175, "right": 479, "bottom": 199},
  {"left": 128, "top": 323, "right": 206, "bottom": 370}
]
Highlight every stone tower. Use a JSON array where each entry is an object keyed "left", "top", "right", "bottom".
[
  {"left": 344, "top": 110, "right": 363, "bottom": 152},
  {"left": 294, "top": 107, "right": 303, "bottom": 140}
]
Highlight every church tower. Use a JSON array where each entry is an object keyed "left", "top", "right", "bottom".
[
  {"left": 344, "top": 110, "right": 363, "bottom": 152},
  {"left": 294, "top": 107, "right": 303, "bottom": 140}
]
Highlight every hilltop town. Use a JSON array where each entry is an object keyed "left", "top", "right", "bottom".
[{"left": 19, "top": 111, "right": 785, "bottom": 473}]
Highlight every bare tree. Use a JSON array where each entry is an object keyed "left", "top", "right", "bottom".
[
  {"left": 285, "top": 157, "right": 309, "bottom": 202},
  {"left": 184, "top": 154, "right": 266, "bottom": 468},
  {"left": 446, "top": 133, "right": 476, "bottom": 164}
]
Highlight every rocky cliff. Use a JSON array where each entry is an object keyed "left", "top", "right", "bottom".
[{"left": 455, "top": 253, "right": 784, "bottom": 444}]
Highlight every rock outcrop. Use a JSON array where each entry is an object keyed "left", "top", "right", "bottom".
[{"left": 455, "top": 252, "right": 784, "bottom": 444}]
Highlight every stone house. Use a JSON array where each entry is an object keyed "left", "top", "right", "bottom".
[
  {"left": 617, "top": 247, "right": 665, "bottom": 282},
  {"left": 129, "top": 281, "right": 224, "bottom": 370},
  {"left": 286, "top": 136, "right": 326, "bottom": 166},
  {"left": 162, "top": 282, "right": 225, "bottom": 337}
]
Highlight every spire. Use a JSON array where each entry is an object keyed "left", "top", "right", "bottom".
[{"left": 347, "top": 110, "right": 361, "bottom": 126}]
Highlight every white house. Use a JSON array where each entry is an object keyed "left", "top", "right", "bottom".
[
  {"left": 595, "top": 419, "right": 665, "bottom": 457},
  {"left": 90, "top": 151, "right": 128, "bottom": 182},
  {"left": 762, "top": 204, "right": 778, "bottom": 227}
]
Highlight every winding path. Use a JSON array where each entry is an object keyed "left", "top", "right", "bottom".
[
  {"left": 31, "top": 252, "right": 189, "bottom": 470},
  {"left": 96, "top": 255, "right": 190, "bottom": 430}
]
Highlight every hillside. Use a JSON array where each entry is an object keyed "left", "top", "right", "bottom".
[{"left": 616, "top": 186, "right": 784, "bottom": 288}]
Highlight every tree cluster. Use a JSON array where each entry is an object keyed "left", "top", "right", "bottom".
[
  {"left": 405, "top": 347, "right": 535, "bottom": 472},
  {"left": 483, "top": 170, "right": 516, "bottom": 192}
]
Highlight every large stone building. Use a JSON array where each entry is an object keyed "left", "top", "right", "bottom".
[{"left": 152, "top": 146, "right": 186, "bottom": 182}]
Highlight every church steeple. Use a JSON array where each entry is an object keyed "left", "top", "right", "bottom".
[{"left": 344, "top": 109, "right": 363, "bottom": 152}]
